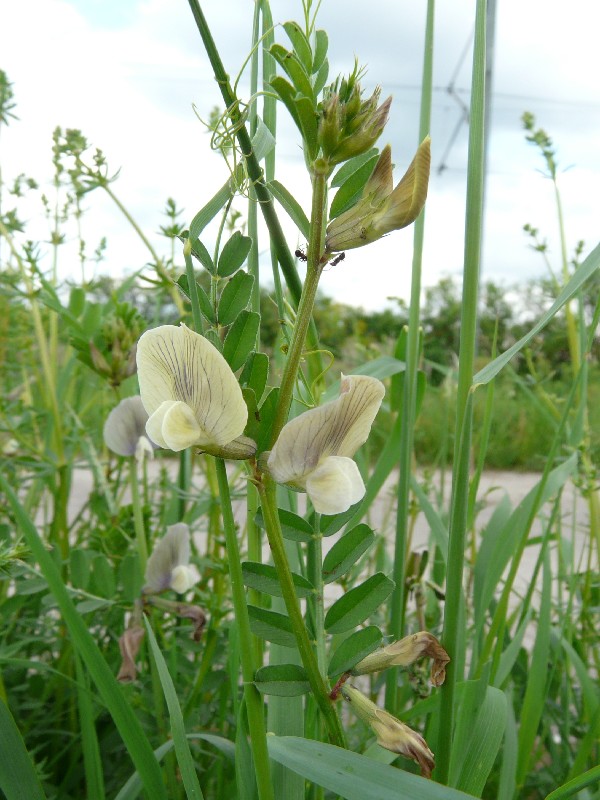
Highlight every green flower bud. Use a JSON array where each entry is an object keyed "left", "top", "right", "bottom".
[
  {"left": 317, "top": 69, "right": 391, "bottom": 167},
  {"left": 325, "top": 137, "right": 431, "bottom": 252}
]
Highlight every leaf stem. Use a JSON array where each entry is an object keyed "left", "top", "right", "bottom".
[
  {"left": 386, "top": 0, "right": 435, "bottom": 712},
  {"left": 435, "top": 0, "right": 487, "bottom": 782},
  {"left": 129, "top": 455, "right": 148, "bottom": 577}
]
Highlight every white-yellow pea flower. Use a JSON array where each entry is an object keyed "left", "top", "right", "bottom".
[
  {"left": 144, "top": 523, "right": 200, "bottom": 595},
  {"left": 136, "top": 324, "right": 255, "bottom": 459},
  {"left": 266, "top": 374, "right": 385, "bottom": 515},
  {"left": 103, "top": 396, "right": 156, "bottom": 462}
]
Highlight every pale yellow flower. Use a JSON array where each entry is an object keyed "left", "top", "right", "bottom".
[
  {"left": 136, "top": 324, "right": 255, "bottom": 458},
  {"left": 267, "top": 374, "right": 384, "bottom": 515},
  {"left": 103, "top": 396, "right": 156, "bottom": 461},
  {"left": 144, "top": 523, "right": 200, "bottom": 595}
]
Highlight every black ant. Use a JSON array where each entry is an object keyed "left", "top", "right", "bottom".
[{"left": 295, "top": 249, "right": 345, "bottom": 267}]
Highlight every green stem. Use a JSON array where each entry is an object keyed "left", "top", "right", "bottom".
[
  {"left": 269, "top": 165, "right": 328, "bottom": 445},
  {"left": 129, "top": 456, "right": 148, "bottom": 577},
  {"left": 435, "top": 0, "right": 487, "bottom": 783},
  {"left": 214, "top": 458, "right": 274, "bottom": 800},
  {"left": 307, "top": 514, "right": 327, "bottom": 676},
  {"left": 184, "top": 247, "right": 204, "bottom": 333},
  {"left": 0, "top": 221, "right": 65, "bottom": 463},
  {"left": 258, "top": 479, "right": 345, "bottom": 747},
  {"left": 385, "top": 0, "right": 435, "bottom": 713},
  {"left": 50, "top": 464, "right": 72, "bottom": 562}
]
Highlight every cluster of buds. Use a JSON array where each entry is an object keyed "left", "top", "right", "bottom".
[
  {"left": 318, "top": 70, "right": 391, "bottom": 168},
  {"left": 332, "top": 632, "right": 449, "bottom": 778},
  {"left": 88, "top": 305, "right": 145, "bottom": 388}
]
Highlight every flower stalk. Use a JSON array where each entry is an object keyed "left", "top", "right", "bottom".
[
  {"left": 257, "top": 476, "right": 346, "bottom": 748},
  {"left": 215, "top": 458, "right": 274, "bottom": 800}
]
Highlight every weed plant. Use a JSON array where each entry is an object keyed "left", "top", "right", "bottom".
[{"left": 0, "top": 3, "right": 599, "bottom": 800}]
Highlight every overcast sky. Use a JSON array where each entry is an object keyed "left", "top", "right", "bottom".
[{"left": 2, "top": 0, "right": 599, "bottom": 310}]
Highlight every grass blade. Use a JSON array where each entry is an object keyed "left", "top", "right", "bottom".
[
  {"left": 450, "top": 683, "right": 507, "bottom": 795},
  {"left": 0, "top": 698, "right": 47, "bottom": 800},
  {"left": 74, "top": 652, "right": 105, "bottom": 800},
  {"left": 516, "top": 549, "right": 552, "bottom": 786},
  {"left": 267, "top": 736, "right": 480, "bottom": 800},
  {"left": 115, "top": 734, "right": 234, "bottom": 800},
  {"left": 473, "top": 240, "right": 600, "bottom": 386},
  {"left": 544, "top": 765, "right": 600, "bottom": 800},
  {"left": 144, "top": 618, "right": 205, "bottom": 800}
]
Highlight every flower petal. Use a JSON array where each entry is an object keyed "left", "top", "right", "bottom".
[
  {"left": 160, "top": 400, "right": 203, "bottom": 451},
  {"left": 145, "top": 402, "right": 171, "bottom": 449},
  {"left": 305, "top": 456, "right": 365, "bottom": 514},
  {"left": 137, "top": 324, "right": 247, "bottom": 447},
  {"left": 170, "top": 564, "right": 200, "bottom": 594},
  {"left": 267, "top": 374, "right": 384, "bottom": 485},
  {"left": 103, "top": 396, "right": 149, "bottom": 457},
  {"left": 144, "top": 523, "right": 191, "bottom": 593}
]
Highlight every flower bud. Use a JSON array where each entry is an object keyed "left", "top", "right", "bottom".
[
  {"left": 341, "top": 684, "right": 435, "bottom": 778},
  {"left": 352, "top": 631, "right": 449, "bottom": 686},
  {"left": 325, "top": 138, "right": 431, "bottom": 252},
  {"left": 318, "top": 68, "right": 391, "bottom": 167},
  {"left": 330, "top": 94, "right": 391, "bottom": 165}
]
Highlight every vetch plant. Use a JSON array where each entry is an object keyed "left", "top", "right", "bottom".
[{"left": 2, "top": 1, "right": 599, "bottom": 799}]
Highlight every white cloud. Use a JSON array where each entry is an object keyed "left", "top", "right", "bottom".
[{"left": 1, "top": 0, "right": 598, "bottom": 308}]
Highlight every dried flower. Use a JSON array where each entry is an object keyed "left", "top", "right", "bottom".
[
  {"left": 116, "top": 623, "right": 145, "bottom": 682},
  {"left": 341, "top": 684, "right": 435, "bottom": 778},
  {"left": 266, "top": 374, "right": 384, "bottom": 515},
  {"left": 352, "top": 631, "right": 449, "bottom": 686}
]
